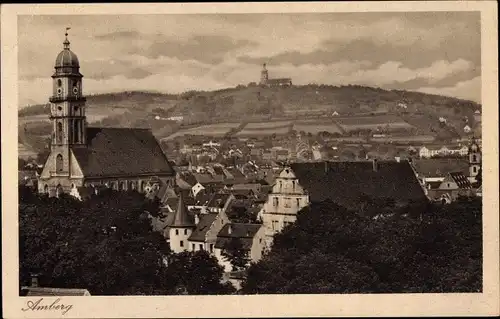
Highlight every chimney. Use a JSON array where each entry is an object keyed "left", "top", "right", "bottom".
[
  {"left": 30, "top": 274, "right": 39, "bottom": 288},
  {"left": 372, "top": 159, "right": 378, "bottom": 172},
  {"left": 228, "top": 224, "right": 232, "bottom": 235}
]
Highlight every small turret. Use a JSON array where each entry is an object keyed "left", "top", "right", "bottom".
[{"left": 169, "top": 192, "right": 196, "bottom": 253}]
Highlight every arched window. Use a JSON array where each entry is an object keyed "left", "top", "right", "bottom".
[
  {"left": 292, "top": 180, "right": 296, "bottom": 190},
  {"left": 44, "top": 184, "right": 49, "bottom": 194},
  {"left": 56, "top": 154, "right": 63, "bottom": 172},
  {"left": 140, "top": 181, "right": 145, "bottom": 192},
  {"left": 73, "top": 121, "right": 79, "bottom": 143},
  {"left": 57, "top": 79, "right": 62, "bottom": 87},
  {"left": 472, "top": 154, "right": 477, "bottom": 162},
  {"left": 119, "top": 181, "right": 126, "bottom": 191},
  {"left": 57, "top": 122, "right": 63, "bottom": 144},
  {"left": 130, "top": 181, "right": 136, "bottom": 190},
  {"left": 56, "top": 184, "right": 63, "bottom": 197}
]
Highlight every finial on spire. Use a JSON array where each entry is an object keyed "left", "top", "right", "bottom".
[{"left": 63, "top": 27, "right": 71, "bottom": 49}]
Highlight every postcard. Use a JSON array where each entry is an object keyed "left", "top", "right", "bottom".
[{"left": 2, "top": 2, "right": 499, "bottom": 318}]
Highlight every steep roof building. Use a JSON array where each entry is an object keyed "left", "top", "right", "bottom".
[{"left": 37, "top": 30, "right": 175, "bottom": 197}]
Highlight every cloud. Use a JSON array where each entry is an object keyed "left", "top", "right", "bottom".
[
  {"left": 416, "top": 76, "right": 481, "bottom": 103},
  {"left": 17, "top": 12, "right": 481, "bottom": 106}
]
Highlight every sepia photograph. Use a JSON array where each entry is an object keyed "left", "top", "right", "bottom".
[{"left": 2, "top": 2, "right": 499, "bottom": 318}]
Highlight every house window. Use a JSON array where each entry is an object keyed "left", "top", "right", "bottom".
[
  {"left": 56, "top": 154, "right": 63, "bottom": 172},
  {"left": 273, "top": 197, "right": 279, "bottom": 207},
  {"left": 292, "top": 180, "right": 296, "bottom": 190},
  {"left": 192, "top": 243, "right": 195, "bottom": 250},
  {"left": 199, "top": 244, "right": 203, "bottom": 250},
  {"left": 472, "top": 155, "right": 477, "bottom": 162},
  {"left": 180, "top": 240, "right": 184, "bottom": 247},
  {"left": 184, "top": 229, "right": 188, "bottom": 235},
  {"left": 44, "top": 184, "right": 49, "bottom": 193},
  {"left": 296, "top": 198, "right": 300, "bottom": 207},
  {"left": 175, "top": 229, "right": 179, "bottom": 235},
  {"left": 279, "top": 181, "right": 283, "bottom": 189},
  {"left": 210, "top": 244, "right": 214, "bottom": 253},
  {"left": 447, "top": 183, "right": 450, "bottom": 188}
]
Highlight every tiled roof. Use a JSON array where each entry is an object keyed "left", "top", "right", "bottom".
[
  {"left": 170, "top": 193, "right": 195, "bottom": 228},
  {"left": 290, "top": 160, "right": 427, "bottom": 209},
  {"left": 188, "top": 213, "right": 218, "bottom": 242},
  {"left": 215, "top": 223, "right": 262, "bottom": 250},
  {"left": 449, "top": 172, "right": 473, "bottom": 189},
  {"left": 20, "top": 287, "right": 90, "bottom": 296},
  {"left": 207, "top": 193, "right": 232, "bottom": 209},
  {"left": 412, "top": 158, "right": 469, "bottom": 177},
  {"left": 72, "top": 128, "right": 175, "bottom": 178}
]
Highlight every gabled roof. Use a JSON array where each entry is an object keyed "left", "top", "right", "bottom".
[
  {"left": 215, "top": 223, "right": 263, "bottom": 250},
  {"left": 449, "top": 172, "right": 473, "bottom": 189},
  {"left": 20, "top": 287, "right": 90, "bottom": 296},
  {"left": 412, "top": 158, "right": 469, "bottom": 177},
  {"left": 290, "top": 161, "right": 427, "bottom": 209},
  {"left": 207, "top": 193, "right": 232, "bottom": 209},
  {"left": 188, "top": 213, "right": 218, "bottom": 242},
  {"left": 170, "top": 193, "right": 195, "bottom": 228},
  {"left": 72, "top": 128, "right": 174, "bottom": 178}
]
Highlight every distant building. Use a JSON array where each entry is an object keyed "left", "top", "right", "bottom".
[
  {"left": 21, "top": 275, "right": 91, "bottom": 296},
  {"left": 463, "top": 125, "right": 472, "bottom": 133},
  {"left": 419, "top": 145, "right": 469, "bottom": 158},
  {"left": 259, "top": 63, "right": 292, "bottom": 87}
]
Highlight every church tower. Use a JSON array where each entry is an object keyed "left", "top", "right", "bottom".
[
  {"left": 49, "top": 29, "right": 87, "bottom": 177},
  {"left": 260, "top": 63, "right": 269, "bottom": 85},
  {"left": 468, "top": 137, "right": 481, "bottom": 183}
]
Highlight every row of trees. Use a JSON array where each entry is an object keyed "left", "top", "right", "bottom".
[
  {"left": 20, "top": 185, "right": 482, "bottom": 295},
  {"left": 19, "top": 187, "right": 234, "bottom": 295},
  {"left": 242, "top": 197, "right": 482, "bottom": 293}
]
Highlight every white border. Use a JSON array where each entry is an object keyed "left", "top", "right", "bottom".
[{"left": 2, "top": 2, "right": 499, "bottom": 318}]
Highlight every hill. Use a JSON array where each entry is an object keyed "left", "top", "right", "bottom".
[{"left": 18, "top": 85, "right": 482, "bottom": 155}]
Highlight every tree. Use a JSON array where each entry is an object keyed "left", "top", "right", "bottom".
[
  {"left": 242, "top": 197, "right": 482, "bottom": 294},
  {"left": 221, "top": 237, "right": 250, "bottom": 272},
  {"left": 19, "top": 188, "right": 172, "bottom": 295},
  {"left": 165, "top": 250, "right": 235, "bottom": 295}
]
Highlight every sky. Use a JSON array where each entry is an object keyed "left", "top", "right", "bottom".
[{"left": 18, "top": 12, "right": 481, "bottom": 107}]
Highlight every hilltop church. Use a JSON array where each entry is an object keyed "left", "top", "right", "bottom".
[{"left": 38, "top": 32, "right": 175, "bottom": 197}]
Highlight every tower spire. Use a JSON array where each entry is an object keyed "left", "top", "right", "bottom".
[{"left": 63, "top": 27, "right": 71, "bottom": 49}]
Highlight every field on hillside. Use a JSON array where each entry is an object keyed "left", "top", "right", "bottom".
[
  {"left": 335, "top": 115, "right": 414, "bottom": 132},
  {"left": 163, "top": 122, "right": 240, "bottom": 140},
  {"left": 243, "top": 121, "right": 292, "bottom": 129},
  {"left": 293, "top": 120, "right": 344, "bottom": 135},
  {"left": 235, "top": 126, "right": 291, "bottom": 137},
  {"left": 370, "top": 135, "right": 435, "bottom": 143}
]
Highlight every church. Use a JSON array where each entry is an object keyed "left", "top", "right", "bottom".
[{"left": 38, "top": 32, "right": 175, "bottom": 197}]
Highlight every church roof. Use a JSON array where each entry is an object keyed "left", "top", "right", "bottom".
[
  {"left": 289, "top": 160, "right": 427, "bottom": 209},
  {"left": 72, "top": 127, "right": 175, "bottom": 178}
]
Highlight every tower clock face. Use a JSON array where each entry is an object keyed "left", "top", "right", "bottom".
[{"left": 73, "top": 87, "right": 79, "bottom": 95}]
